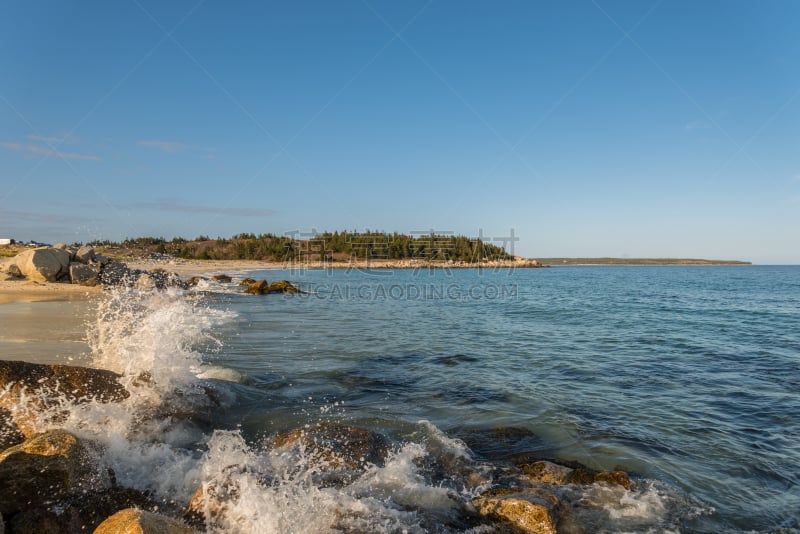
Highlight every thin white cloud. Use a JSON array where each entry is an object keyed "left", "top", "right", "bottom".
[
  {"left": 0, "top": 142, "right": 99, "bottom": 161},
  {"left": 26, "top": 133, "right": 79, "bottom": 144},
  {"left": 684, "top": 121, "right": 710, "bottom": 131},
  {"left": 137, "top": 140, "right": 216, "bottom": 155},
  {"left": 123, "top": 200, "right": 274, "bottom": 217}
]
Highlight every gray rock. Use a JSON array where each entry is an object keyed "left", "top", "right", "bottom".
[
  {"left": 13, "top": 248, "right": 70, "bottom": 282},
  {"left": 5, "top": 264, "right": 22, "bottom": 279},
  {"left": 69, "top": 262, "right": 100, "bottom": 286},
  {"left": 74, "top": 245, "right": 96, "bottom": 264},
  {"left": 99, "top": 261, "right": 139, "bottom": 286}
]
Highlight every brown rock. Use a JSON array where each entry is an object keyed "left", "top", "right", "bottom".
[
  {"left": 184, "top": 276, "right": 207, "bottom": 287},
  {"left": 9, "top": 487, "right": 151, "bottom": 533},
  {"left": 0, "top": 408, "right": 24, "bottom": 450},
  {"left": 93, "top": 508, "right": 196, "bottom": 534},
  {"left": 520, "top": 461, "right": 573, "bottom": 485},
  {"left": 244, "top": 279, "right": 268, "bottom": 295},
  {"left": 238, "top": 277, "right": 256, "bottom": 286},
  {"left": 0, "top": 430, "right": 102, "bottom": 515},
  {"left": 473, "top": 487, "right": 560, "bottom": 534},
  {"left": 211, "top": 274, "right": 232, "bottom": 283},
  {"left": 0, "top": 360, "right": 129, "bottom": 437},
  {"left": 271, "top": 423, "right": 390, "bottom": 472},
  {"left": 267, "top": 280, "right": 301, "bottom": 294}
]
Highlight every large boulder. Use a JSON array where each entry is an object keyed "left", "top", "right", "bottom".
[
  {"left": 13, "top": 248, "right": 70, "bottom": 282},
  {"left": 0, "top": 360, "right": 129, "bottom": 437},
  {"left": 211, "top": 274, "right": 231, "bottom": 283},
  {"left": 70, "top": 262, "right": 101, "bottom": 286},
  {"left": 0, "top": 430, "right": 104, "bottom": 515},
  {"left": 74, "top": 245, "right": 96, "bottom": 264},
  {"left": 94, "top": 508, "right": 196, "bottom": 534},
  {"left": 8, "top": 487, "right": 150, "bottom": 533}
]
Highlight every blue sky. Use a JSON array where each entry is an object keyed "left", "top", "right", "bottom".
[{"left": 1, "top": 1, "right": 798, "bottom": 263}]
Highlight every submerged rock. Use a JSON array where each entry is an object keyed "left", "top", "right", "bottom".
[
  {"left": 211, "top": 274, "right": 232, "bottom": 283},
  {"left": 94, "top": 508, "right": 196, "bottom": 534}
]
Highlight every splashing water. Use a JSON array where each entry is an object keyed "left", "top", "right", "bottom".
[{"left": 3, "top": 286, "right": 712, "bottom": 532}]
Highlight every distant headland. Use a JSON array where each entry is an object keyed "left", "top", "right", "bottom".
[{"left": 537, "top": 257, "right": 752, "bottom": 266}]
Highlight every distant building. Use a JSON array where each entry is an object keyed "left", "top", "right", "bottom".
[{"left": 0, "top": 238, "right": 14, "bottom": 245}]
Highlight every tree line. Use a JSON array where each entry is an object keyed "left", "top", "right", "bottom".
[{"left": 88, "top": 231, "right": 514, "bottom": 262}]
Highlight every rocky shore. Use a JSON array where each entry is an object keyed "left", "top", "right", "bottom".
[
  {"left": 0, "top": 359, "right": 634, "bottom": 533},
  {"left": 0, "top": 246, "right": 304, "bottom": 303}
]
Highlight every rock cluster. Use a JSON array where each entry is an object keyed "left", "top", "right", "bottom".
[
  {"left": 0, "top": 360, "right": 197, "bottom": 533},
  {"left": 243, "top": 279, "right": 302, "bottom": 295},
  {"left": 7, "top": 244, "right": 109, "bottom": 286}
]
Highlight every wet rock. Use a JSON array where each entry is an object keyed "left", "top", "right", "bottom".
[
  {"left": 519, "top": 461, "right": 573, "bottom": 485},
  {"left": 183, "top": 482, "right": 233, "bottom": 529},
  {"left": 211, "top": 274, "right": 231, "bottom": 283},
  {"left": 94, "top": 508, "right": 196, "bottom": 534},
  {"left": 74, "top": 245, "right": 96, "bottom": 264},
  {"left": 238, "top": 277, "right": 256, "bottom": 286},
  {"left": 460, "top": 427, "right": 545, "bottom": 462},
  {"left": 185, "top": 276, "right": 207, "bottom": 287},
  {"left": 268, "top": 280, "right": 301, "bottom": 294},
  {"left": 100, "top": 261, "right": 139, "bottom": 286},
  {"left": 0, "top": 408, "right": 24, "bottom": 450},
  {"left": 518, "top": 459, "right": 632, "bottom": 490},
  {"left": 13, "top": 248, "right": 71, "bottom": 282},
  {"left": 271, "top": 423, "right": 391, "bottom": 472},
  {"left": 0, "top": 430, "right": 104, "bottom": 515},
  {"left": 70, "top": 262, "right": 100, "bottom": 286},
  {"left": 244, "top": 279, "right": 268, "bottom": 295},
  {"left": 0, "top": 360, "right": 129, "bottom": 437},
  {"left": 8, "top": 487, "right": 151, "bottom": 533},
  {"left": 136, "top": 273, "right": 156, "bottom": 291},
  {"left": 473, "top": 487, "right": 560, "bottom": 534}
]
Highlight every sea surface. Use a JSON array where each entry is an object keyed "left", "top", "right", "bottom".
[{"left": 5, "top": 265, "right": 800, "bottom": 532}]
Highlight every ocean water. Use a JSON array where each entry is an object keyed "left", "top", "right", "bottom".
[{"left": 5, "top": 265, "right": 799, "bottom": 532}]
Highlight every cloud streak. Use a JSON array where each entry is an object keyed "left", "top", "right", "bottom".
[
  {"left": 123, "top": 200, "right": 275, "bottom": 217},
  {"left": 684, "top": 120, "right": 710, "bottom": 131},
  {"left": 137, "top": 140, "right": 214, "bottom": 155},
  {"left": 1, "top": 142, "right": 99, "bottom": 161}
]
